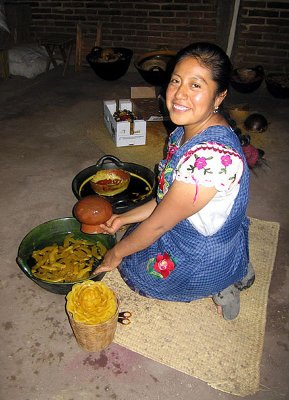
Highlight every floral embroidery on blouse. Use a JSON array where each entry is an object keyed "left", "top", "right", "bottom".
[
  {"left": 175, "top": 142, "right": 243, "bottom": 193},
  {"left": 147, "top": 252, "right": 175, "bottom": 279},
  {"left": 187, "top": 154, "right": 214, "bottom": 175}
]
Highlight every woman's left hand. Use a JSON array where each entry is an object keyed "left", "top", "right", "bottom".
[{"left": 93, "top": 248, "right": 123, "bottom": 275}]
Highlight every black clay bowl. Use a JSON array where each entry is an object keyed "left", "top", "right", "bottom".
[
  {"left": 230, "top": 66, "right": 264, "bottom": 93},
  {"left": 87, "top": 47, "right": 133, "bottom": 81},
  {"left": 16, "top": 217, "right": 116, "bottom": 294},
  {"left": 134, "top": 50, "right": 176, "bottom": 86},
  {"left": 265, "top": 73, "right": 289, "bottom": 99}
]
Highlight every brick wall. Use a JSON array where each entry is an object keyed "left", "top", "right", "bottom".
[
  {"left": 4, "top": 0, "right": 289, "bottom": 73},
  {"left": 233, "top": 0, "right": 289, "bottom": 73},
  {"left": 4, "top": 0, "right": 218, "bottom": 54}
]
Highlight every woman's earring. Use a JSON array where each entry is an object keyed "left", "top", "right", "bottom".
[{"left": 213, "top": 106, "right": 219, "bottom": 114}]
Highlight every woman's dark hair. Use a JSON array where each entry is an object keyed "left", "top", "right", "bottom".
[{"left": 172, "top": 42, "right": 232, "bottom": 94}]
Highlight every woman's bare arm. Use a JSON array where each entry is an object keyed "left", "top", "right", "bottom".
[
  {"left": 95, "top": 181, "right": 217, "bottom": 274},
  {"left": 99, "top": 198, "right": 158, "bottom": 234}
]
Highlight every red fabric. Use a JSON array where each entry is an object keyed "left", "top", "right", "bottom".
[{"left": 242, "top": 144, "right": 259, "bottom": 168}]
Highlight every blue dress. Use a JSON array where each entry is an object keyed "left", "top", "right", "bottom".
[{"left": 119, "top": 125, "right": 250, "bottom": 302}]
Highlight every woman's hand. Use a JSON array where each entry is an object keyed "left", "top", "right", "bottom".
[
  {"left": 99, "top": 214, "right": 124, "bottom": 235},
  {"left": 99, "top": 199, "right": 158, "bottom": 235},
  {"left": 93, "top": 248, "right": 123, "bottom": 275},
  {"left": 94, "top": 182, "right": 217, "bottom": 276}
]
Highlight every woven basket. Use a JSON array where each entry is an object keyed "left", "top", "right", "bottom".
[{"left": 68, "top": 305, "right": 119, "bottom": 352}]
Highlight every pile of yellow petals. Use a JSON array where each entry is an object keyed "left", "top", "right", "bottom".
[{"left": 66, "top": 281, "right": 117, "bottom": 325}]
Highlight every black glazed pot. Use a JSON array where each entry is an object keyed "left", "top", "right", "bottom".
[
  {"left": 134, "top": 50, "right": 176, "bottom": 87},
  {"left": 87, "top": 47, "right": 133, "bottom": 80},
  {"left": 72, "top": 155, "right": 157, "bottom": 213},
  {"left": 265, "top": 73, "right": 289, "bottom": 99},
  {"left": 244, "top": 113, "right": 268, "bottom": 133},
  {"left": 230, "top": 66, "right": 264, "bottom": 93}
]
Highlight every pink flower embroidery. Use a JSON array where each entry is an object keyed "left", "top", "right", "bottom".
[
  {"left": 221, "top": 155, "right": 232, "bottom": 167},
  {"left": 147, "top": 252, "right": 175, "bottom": 279},
  {"left": 166, "top": 144, "right": 178, "bottom": 161},
  {"left": 159, "top": 172, "right": 165, "bottom": 192},
  {"left": 194, "top": 157, "right": 207, "bottom": 170}
]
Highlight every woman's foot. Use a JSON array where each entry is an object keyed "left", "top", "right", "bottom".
[
  {"left": 234, "top": 262, "right": 255, "bottom": 291},
  {"left": 213, "top": 285, "right": 240, "bottom": 320},
  {"left": 212, "top": 263, "right": 255, "bottom": 320}
]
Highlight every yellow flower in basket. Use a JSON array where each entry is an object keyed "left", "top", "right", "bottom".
[{"left": 66, "top": 281, "right": 117, "bottom": 325}]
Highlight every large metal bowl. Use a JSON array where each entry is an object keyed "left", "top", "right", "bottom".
[{"left": 16, "top": 217, "right": 116, "bottom": 295}]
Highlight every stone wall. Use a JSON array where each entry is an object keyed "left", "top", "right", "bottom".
[{"left": 4, "top": 0, "right": 289, "bottom": 73}]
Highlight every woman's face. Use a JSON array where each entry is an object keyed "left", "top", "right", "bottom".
[{"left": 166, "top": 57, "right": 225, "bottom": 135}]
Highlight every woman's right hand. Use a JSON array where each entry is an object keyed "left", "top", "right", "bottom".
[
  {"left": 99, "top": 214, "right": 124, "bottom": 235},
  {"left": 100, "top": 199, "right": 158, "bottom": 235}
]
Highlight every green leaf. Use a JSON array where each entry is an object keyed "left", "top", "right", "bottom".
[
  {"left": 146, "top": 258, "right": 155, "bottom": 273},
  {"left": 149, "top": 270, "right": 164, "bottom": 279}
]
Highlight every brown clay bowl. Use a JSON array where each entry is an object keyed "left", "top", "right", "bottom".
[
  {"left": 90, "top": 169, "right": 131, "bottom": 196},
  {"left": 73, "top": 195, "right": 113, "bottom": 234}
]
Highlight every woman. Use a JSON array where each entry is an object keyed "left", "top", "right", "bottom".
[{"left": 95, "top": 42, "right": 254, "bottom": 320}]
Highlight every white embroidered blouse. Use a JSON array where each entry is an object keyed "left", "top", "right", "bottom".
[{"left": 173, "top": 141, "right": 244, "bottom": 236}]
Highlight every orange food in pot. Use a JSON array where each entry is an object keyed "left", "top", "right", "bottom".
[{"left": 90, "top": 169, "right": 130, "bottom": 196}]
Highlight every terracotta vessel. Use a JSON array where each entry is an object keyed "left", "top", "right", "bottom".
[
  {"left": 90, "top": 168, "right": 130, "bottom": 196},
  {"left": 73, "top": 195, "right": 113, "bottom": 234}
]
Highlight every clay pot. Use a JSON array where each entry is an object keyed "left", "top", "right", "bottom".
[
  {"left": 73, "top": 195, "right": 113, "bottom": 234},
  {"left": 235, "top": 68, "right": 256, "bottom": 82},
  {"left": 90, "top": 169, "right": 130, "bottom": 196},
  {"left": 230, "top": 66, "right": 264, "bottom": 93},
  {"left": 265, "top": 73, "right": 289, "bottom": 99},
  {"left": 244, "top": 113, "right": 268, "bottom": 133},
  {"left": 86, "top": 47, "right": 133, "bottom": 81},
  {"left": 134, "top": 50, "right": 176, "bottom": 86}
]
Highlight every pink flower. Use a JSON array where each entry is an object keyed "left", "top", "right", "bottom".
[
  {"left": 159, "top": 172, "right": 165, "bottom": 192},
  {"left": 153, "top": 252, "right": 175, "bottom": 279},
  {"left": 194, "top": 157, "right": 207, "bottom": 170},
  {"left": 167, "top": 145, "right": 178, "bottom": 161},
  {"left": 221, "top": 155, "right": 232, "bottom": 167}
]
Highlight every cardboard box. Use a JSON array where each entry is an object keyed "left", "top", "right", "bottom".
[
  {"left": 103, "top": 99, "right": 146, "bottom": 147},
  {"left": 103, "top": 86, "right": 169, "bottom": 147},
  {"left": 130, "top": 86, "right": 169, "bottom": 122}
]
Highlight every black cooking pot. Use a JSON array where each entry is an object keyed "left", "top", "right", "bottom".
[
  {"left": 87, "top": 47, "right": 133, "bottom": 81},
  {"left": 244, "top": 113, "right": 268, "bottom": 133},
  {"left": 265, "top": 73, "right": 289, "bottom": 99},
  {"left": 230, "top": 65, "right": 264, "bottom": 93},
  {"left": 134, "top": 50, "right": 176, "bottom": 87},
  {"left": 72, "top": 155, "right": 157, "bottom": 213}
]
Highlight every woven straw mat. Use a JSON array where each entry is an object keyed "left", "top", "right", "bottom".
[{"left": 103, "top": 218, "right": 280, "bottom": 397}]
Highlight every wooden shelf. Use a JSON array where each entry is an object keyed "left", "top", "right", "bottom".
[{"left": 75, "top": 22, "right": 102, "bottom": 72}]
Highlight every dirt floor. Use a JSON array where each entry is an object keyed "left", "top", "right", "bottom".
[{"left": 0, "top": 65, "right": 288, "bottom": 400}]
